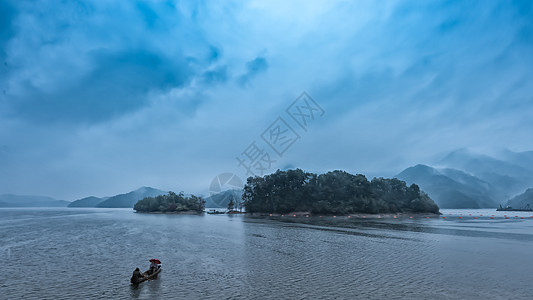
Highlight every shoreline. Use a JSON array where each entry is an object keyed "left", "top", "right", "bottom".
[
  {"left": 250, "top": 211, "right": 442, "bottom": 218},
  {"left": 134, "top": 210, "right": 204, "bottom": 215},
  {"left": 135, "top": 210, "right": 442, "bottom": 218}
]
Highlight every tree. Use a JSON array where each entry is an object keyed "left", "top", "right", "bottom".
[
  {"left": 227, "top": 196, "right": 235, "bottom": 211},
  {"left": 134, "top": 192, "right": 205, "bottom": 213},
  {"left": 243, "top": 169, "right": 440, "bottom": 214}
]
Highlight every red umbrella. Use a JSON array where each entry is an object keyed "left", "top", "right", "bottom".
[{"left": 149, "top": 259, "right": 161, "bottom": 264}]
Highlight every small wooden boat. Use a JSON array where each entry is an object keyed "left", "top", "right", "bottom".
[
  {"left": 138, "top": 267, "right": 162, "bottom": 283},
  {"left": 497, "top": 204, "right": 532, "bottom": 212}
]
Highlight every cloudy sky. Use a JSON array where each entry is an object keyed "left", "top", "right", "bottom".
[{"left": 1, "top": 0, "right": 532, "bottom": 200}]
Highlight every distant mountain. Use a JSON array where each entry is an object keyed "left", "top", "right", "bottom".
[
  {"left": 68, "top": 196, "right": 108, "bottom": 208},
  {"left": 396, "top": 148, "right": 533, "bottom": 209},
  {"left": 436, "top": 149, "right": 533, "bottom": 197},
  {"left": 497, "top": 149, "right": 533, "bottom": 172},
  {"left": 506, "top": 188, "right": 533, "bottom": 208},
  {"left": 96, "top": 187, "right": 166, "bottom": 208},
  {"left": 204, "top": 189, "right": 243, "bottom": 208},
  {"left": 0, "top": 194, "right": 70, "bottom": 207},
  {"left": 396, "top": 164, "right": 499, "bottom": 209},
  {"left": 439, "top": 168, "right": 505, "bottom": 199}
]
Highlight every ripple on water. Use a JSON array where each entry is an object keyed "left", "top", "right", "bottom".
[{"left": 1, "top": 208, "right": 533, "bottom": 299}]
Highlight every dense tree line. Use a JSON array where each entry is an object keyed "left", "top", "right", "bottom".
[
  {"left": 243, "top": 169, "right": 439, "bottom": 214},
  {"left": 134, "top": 192, "right": 205, "bottom": 213}
]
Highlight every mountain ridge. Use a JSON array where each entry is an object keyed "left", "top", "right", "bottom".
[
  {"left": 0, "top": 194, "right": 70, "bottom": 207},
  {"left": 96, "top": 187, "right": 167, "bottom": 208},
  {"left": 397, "top": 148, "right": 533, "bottom": 209},
  {"left": 396, "top": 164, "right": 498, "bottom": 208},
  {"left": 68, "top": 196, "right": 109, "bottom": 208},
  {"left": 506, "top": 188, "right": 533, "bottom": 208}
]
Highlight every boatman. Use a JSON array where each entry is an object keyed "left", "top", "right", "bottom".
[
  {"left": 130, "top": 267, "right": 145, "bottom": 285},
  {"left": 147, "top": 259, "right": 161, "bottom": 275}
]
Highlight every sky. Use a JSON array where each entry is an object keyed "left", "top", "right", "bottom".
[{"left": 1, "top": 0, "right": 532, "bottom": 200}]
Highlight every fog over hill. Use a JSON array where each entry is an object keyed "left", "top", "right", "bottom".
[
  {"left": 5, "top": 149, "right": 533, "bottom": 210},
  {"left": 204, "top": 189, "right": 243, "bottom": 209},
  {"left": 435, "top": 149, "right": 533, "bottom": 196},
  {"left": 506, "top": 188, "right": 533, "bottom": 209},
  {"left": 397, "top": 149, "right": 533, "bottom": 209},
  {"left": 396, "top": 165, "right": 499, "bottom": 209},
  {"left": 0, "top": 194, "right": 70, "bottom": 207},
  {"left": 67, "top": 196, "right": 109, "bottom": 208},
  {"left": 66, "top": 187, "right": 167, "bottom": 208},
  {"left": 96, "top": 187, "right": 167, "bottom": 208}
]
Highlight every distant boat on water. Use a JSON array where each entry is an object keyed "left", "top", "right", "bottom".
[{"left": 497, "top": 204, "right": 532, "bottom": 212}]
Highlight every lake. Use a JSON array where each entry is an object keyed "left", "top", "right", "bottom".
[{"left": 1, "top": 208, "right": 533, "bottom": 299}]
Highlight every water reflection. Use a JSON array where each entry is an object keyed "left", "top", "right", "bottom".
[{"left": 250, "top": 211, "right": 533, "bottom": 242}]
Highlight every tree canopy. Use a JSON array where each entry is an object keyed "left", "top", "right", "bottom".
[
  {"left": 133, "top": 192, "right": 205, "bottom": 213},
  {"left": 243, "top": 169, "right": 439, "bottom": 214}
]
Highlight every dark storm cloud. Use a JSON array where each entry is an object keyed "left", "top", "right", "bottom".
[
  {"left": 8, "top": 49, "right": 193, "bottom": 123},
  {"left": 0, "top": 0, "right": 238, "bottom": 124},
  {"left": 0, "top": 1, "right": 15, "bottom": 53},
  {"left": 0, "top": 0, "right": 15, "bottom": 94}
]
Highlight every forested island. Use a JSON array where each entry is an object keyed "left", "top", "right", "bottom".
[
  {"left": 133, "top": 192, "right": 205, "bottom": 213},
  {"left": 243, "top": 169, "right": 439, "bottom": 215}
]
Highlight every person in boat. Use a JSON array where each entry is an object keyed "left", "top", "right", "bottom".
[
  {"left": 146, "top": 259, "right": 161, "bottom": 275},
  {"left": 130, "top": 267, "right": 145, "bottom": 284}
]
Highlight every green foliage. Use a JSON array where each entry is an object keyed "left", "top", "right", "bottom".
[
  {"left": 243, "top": 169, "right": 440, "bottom": 214},
  {"left": 133, "top": 191, "right": 205, "bottom": 213}
]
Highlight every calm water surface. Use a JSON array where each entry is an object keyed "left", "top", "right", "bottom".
[{"left": 1, "top": 208, "right": 533, "bottom": 299}]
